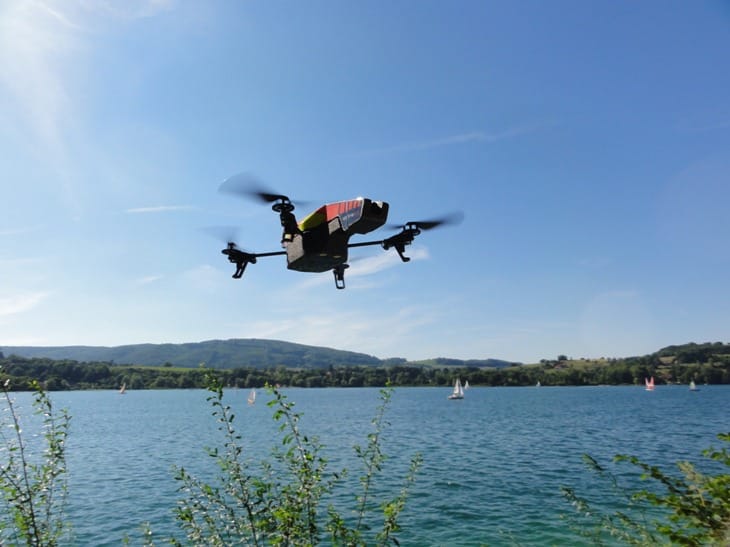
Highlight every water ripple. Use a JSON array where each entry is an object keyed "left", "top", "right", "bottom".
[{"left": 26, "top": 385, "right": 729, "bottom": 545}]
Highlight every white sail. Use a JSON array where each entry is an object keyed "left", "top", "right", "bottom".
[
  {"left": 247, "top": 388, "right": 256, "bottom": 405},
  {"left": 448, "top": 378, "right": 464, "bottom": 399}
]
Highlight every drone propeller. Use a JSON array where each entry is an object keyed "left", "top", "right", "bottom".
[
  {"left": 387, "top": 211, "right": 464, "bottom": 232},
  {"left": 377, "top": 211, "right": 463, "bottom": 263},
  {"left": 218, "top": 172, "right": 308, "bottom": 210},
  {"left": 200, "top": 225, "right": 240, "bottom": 246}
]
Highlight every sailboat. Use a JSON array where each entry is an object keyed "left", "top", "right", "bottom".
[
  {"left": 645, "top": 377, "right": 655, "bottom": 391},
  {"left": 247, "top": 388, "right": 256, "bottom": 405},
  {"left": 119, "top": 383, "right": 126, "bottom": 395},
  {"left": 448, "top": 378, "right": 465, "bottom": 400},
  {"left": 464, "top": 380, "right": 470, "bottom": 390},
  {"left": 536, "top": 381, "right": 541, "bottom": 387},
  {"left": 689, "top": 380, "right": 700, "bottom": 392}
]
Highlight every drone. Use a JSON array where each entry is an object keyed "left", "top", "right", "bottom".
[{"left": 216, "top": 174, "right": 462, "bottom": 289}]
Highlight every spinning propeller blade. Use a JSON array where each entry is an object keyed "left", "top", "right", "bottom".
[
  {"left": 218, "top": 172, "right": 304, "bottom": 205},
  {"left": 200, "top": 225, "right": 256, "bottom": 257},
  {"left": 200, "top": 225, "right": 240, "bottom": 245},
  {"left": 388, "top": 211, "right": 464, "bottom": 231}
]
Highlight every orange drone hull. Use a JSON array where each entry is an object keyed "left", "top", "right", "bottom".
[{"left": 287, "top": 198, "right": 389, "bottom": 273}]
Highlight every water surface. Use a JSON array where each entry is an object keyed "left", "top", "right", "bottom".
[{"left": 9, "top": 385, "right": 728, "bottom": 545}]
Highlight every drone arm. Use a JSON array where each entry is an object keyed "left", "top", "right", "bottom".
[
  {"left": 223, "top": 247, "right": 287, "bottom": 280},
  {"left": 348, "top": 231, "right": 416, "bottom": 263},
  {"left": 252, "top": 250, "right": 288, "bottom": 258},
  {"left": 347, "top": 240, "right": 386, "bottom": 249}
]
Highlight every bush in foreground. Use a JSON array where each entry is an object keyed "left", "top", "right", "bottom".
[
  {"left": 170, "top": 373, "right": 422, "bottom": 546},
  {"left": 562, "top": 433, "right": 730, "bottom": 545},
  {"left": 0, "top": 377, "right": 71, "bottom": 546}
]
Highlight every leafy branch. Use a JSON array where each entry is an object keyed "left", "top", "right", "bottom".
[
  {"left": 562, "top": 433, "right": 730, "bottom": 546},
  {"left": 171, "top": 374, "right": 420, "bottom": 546},
  {"left": 0, "top": 374, "right": 71, "bottom": 546}
]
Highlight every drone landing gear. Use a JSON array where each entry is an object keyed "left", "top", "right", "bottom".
[
  {"left": 222, "top": 244, "right": 257, "bottom": 279},
  {"left": 382, "top": 226, "right": 419, "bottom": 262},
  {"left": 388, "top": 242, "right": 411, "bottom": 262},
  {"left": 231, "top": 261, "right": 248, "bottom": 279},
  {"left": 333, "top": 263, "right": 349, "bottom": 289}
]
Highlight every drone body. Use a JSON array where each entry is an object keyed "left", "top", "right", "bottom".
[
  {"left": 218, "top": 174, "right": 460, "bottom": 289},
  {"left": 286, "top": 198, "right": 389, "bottom": 273}
]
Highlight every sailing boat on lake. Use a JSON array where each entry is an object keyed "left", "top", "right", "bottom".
[
  {"left": 689, "top": 380, "right": 700, "bottom": 392},
  {"left": 119, "top": 383, "right": 126, "bottom": 395},
  {"left": 645, "top": 377, "right": 655, "bottom": 391},
  {"left": 448, "top": 378, "right": 465, "bottom": 400},
  {"left": 247, "top": 388, "right": 256, "bottom": 405}
]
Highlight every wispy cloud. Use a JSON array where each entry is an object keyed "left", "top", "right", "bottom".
[
  {"left": 0, "top": 292, "right": 49, "bottom": 317},
  {"left": 290, "top": 247, "right": 430, "bottom": 290},
  {"left": 125, "top": 205, "right": 195, "bottom": 214},
  {"left": 134, "top": 274, "right": 163, "bottom": 286},
  {"left": 0, "top": 1, "right": 178, "bottom": 216},
  {"left": 0, "top": 257, "right": 44, "bottom": 267},
  {"left": 676, "top": 108, "right": 730, "bottom": 133},
  {"left": 181, "top": 264, "right": 227, "bottom": 292},
  {"left": 235, "top": 304, "right": 440, "bottom": 358},
  {"left": 681, "top": 119, "right": 730, "bottom": 132},
  {"left": 0, "top": 0, "right": 177, "bottom": 145},
  {"left": 576, "top": 256, "right": 613, "bottom": 269},
  {"left": 347, "top": 247, "right": 429, "bottom": 285},
  {"left": 0, "top": 1, "right": 78, "bottom": 156},
  {"left": 354, "top": 124, "right": 546, "bottom": 156},
  {"left": 83, "top": 0, "right": 176, "bottom": 21},
  {"left": 0, "top": 225, "right": 43, "bottom": 237}
]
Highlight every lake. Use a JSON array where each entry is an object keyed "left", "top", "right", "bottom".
[{"left": 6, "top": 385, "right": 729, "bottom": 545}]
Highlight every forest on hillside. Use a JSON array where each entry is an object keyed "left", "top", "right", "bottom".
[{"left": 1, "top": 341, "right": 728, "bottom": 390}]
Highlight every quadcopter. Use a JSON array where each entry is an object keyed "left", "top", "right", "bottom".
[{"left": 216, "top": 174, "right": 462, "bottom": 289}]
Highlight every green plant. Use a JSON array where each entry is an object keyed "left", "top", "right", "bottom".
[
  {"left": 0, "top": 375, "right": 71, "bottom": 546},
  {"left": 562, "top": 433, "right": 730, "bottom": 546},
  {"left": 171, "top": 373, "right": 421, "bottom": 546}
]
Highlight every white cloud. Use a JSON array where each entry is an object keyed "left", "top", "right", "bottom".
[
  {"left": 134, "top": 274, "right": 163, "bottom": 285},
  {"left": 81, "top": 0, "right": 176, "bottom": 21},
  {"left": 0, "top": 0, "right": 78, "bottom": 155},
  {"left": 0, "top": 225, "right": 43, "bottom": 237},
  {"left": 0, "top": 1, "right": 178, "bottom": 216},
  {"left": 350, "top": 247, "right": 429, "bottom": 277},
  {"left": 234, "top": 304, "right": 440, "bottom": 359},
  {"left": 0, "top": 292, "right": 49, "bottom": 317},
  {"left": 180, "top": 264, "right": 228, "bottom": 292},
  {"left": 290, "top": 246, "right": 430, "bottom": 290},
  {"left": 125, "top": 205, "right": 195, "bottom": 214},
  {"left": 0, "top": 257, "right": 44, "bottom": 267},
  {"left": 355, "top": 124, "right": 548, "bottom": 156}
]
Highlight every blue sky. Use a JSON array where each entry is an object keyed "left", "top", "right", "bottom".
[{"left": 1, "top": 0, "right": 728, "bottom": 363}]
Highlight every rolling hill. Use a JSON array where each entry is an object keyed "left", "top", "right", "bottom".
[
  {"left": 1, "top": 338, "right": 518, "bottom": 370},
  {"left": 1, "top": 339, "right": 381, "bottom": 369}
]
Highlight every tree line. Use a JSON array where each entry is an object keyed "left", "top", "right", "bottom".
[{"left": 1, "top": 353, "right": 729, "bottom": 391}]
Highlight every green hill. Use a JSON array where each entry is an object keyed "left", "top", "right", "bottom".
[
  {"left": 1, "top": 340, "right": 728, "bottom": 391},
  {"left": 1, "top": 339, "right": 520, "bottom": 370},
  {"left": 1, "top": 339, "right": 382, "bottom": 369}
]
